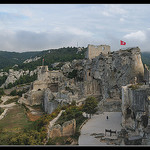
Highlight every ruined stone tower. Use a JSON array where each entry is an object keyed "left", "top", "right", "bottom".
[
  {"left": 37, "top": 66, "right": 49, "bottom": 81},
  {"left": 85, "top": 44, "right": 110, "bottom": 60}
]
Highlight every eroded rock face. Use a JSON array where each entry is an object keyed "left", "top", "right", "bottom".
[
  {"left": 1, "top": 68, "right": 37, "bottom": 88},
  {"left": 43, "top": 88, "right": 59, "bottom": 114},
  {"left": 122, "top": 84, "right": 150, "bottom": 144},
  {"left": 82, "top": 47, "right": 144, "bottom": 100}
]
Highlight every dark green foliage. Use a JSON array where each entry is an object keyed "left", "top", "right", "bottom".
[
  {"left": 10, "top": 89, "right": 17, "bottom": 96},
  {"left": 0, "top": 51, "right": 41, "bottom": 70},
  {"left": 68, "top": 69, "right": 78, "bottom": 79},
  {"left": 6, "top": 73, "right": 37, "bottom": 89},
  {"left": 55, "top": 105, "right": 85, "bottom": 126},
  {"left": 0, "top": 88, "right": 5, "bottom": 96},
  {"left": 141, "top": 52, "right": 150, "bottom": 68},
  {"left": 82, "top": 96, "right": 98, "bottom": 117},
  {"left": 1, "top": 47, "right": 87, "bottom": 72},
  {"left": 7, "top": 130, "right": 44, "bottom": 145},
  {"left": 7, "top": 83, "right": 13, "bottom": 89},
  {"left": 10, "top": 88, "right": 28, "bottom": 98},
  {"left": 0, "top": 75, "right": 7, "bottom": 87},
  {"left": 14, "top": 73, "right": 37, "bottom": 86},
  {"left": 17, "top": 88, "right": 29, "bottom": 97},
  {"left": 0, "top": 107, "right": 4, "bottom": 115}
]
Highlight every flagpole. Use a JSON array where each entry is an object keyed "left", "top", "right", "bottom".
[{"left": 42, "top": 58, "right": 44, "bottom": 66}]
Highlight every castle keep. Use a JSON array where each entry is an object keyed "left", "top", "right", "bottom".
[{"left": 85, "top": 44, "right": 110, "bottom": 60}]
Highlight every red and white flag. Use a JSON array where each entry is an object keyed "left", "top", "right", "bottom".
[{"left": 120, "top": 40, "right": 126, "bottom": 45}]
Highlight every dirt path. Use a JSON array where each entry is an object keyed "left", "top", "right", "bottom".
[{"left": 0, "top": 95, "right": 17, "bottom": 120}]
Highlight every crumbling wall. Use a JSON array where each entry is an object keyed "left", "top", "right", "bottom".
[
  {"left": 18, "top": 90, "right": 44, "bottom": 106},
  {"left": 49, "top": 119, "right": 76, "bottom": 138},
  {"left": 37, "top": 66, "right": 49, "bottom": 81},
  {"left": 86, "top": 44, "right": 110, "bottom": 60},
  {"left": 32, "top": 81, "right": 48, "bottom": 91}
]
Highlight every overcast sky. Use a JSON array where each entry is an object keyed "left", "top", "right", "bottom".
[{"left": 0, "top": 4, "right": 150, "bottom": 52}]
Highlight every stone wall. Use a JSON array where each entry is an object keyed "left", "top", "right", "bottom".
[
  {"left": 49, "top": 119, "right": 76, "bottom": 138},
  {"left": 37, "top": 66, "right": 49, "bottom": 81},
  {"left": 85, "top": 44, "right": 110, "bottom": 60},
  {"left": 32, "top": 80, "right": 48, "bottom": 91}
]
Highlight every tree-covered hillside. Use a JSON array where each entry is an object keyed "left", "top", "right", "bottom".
[
  {"left": 0, "top": 51, "right": 41, "bottom": 70},
  {"left": 141, "top": 52, "right": 150, "bottom": 68},
  {"left": 15, "top": 47, "right": 87, "bottom": 71},
  {"left": 0, "top": 47, "right": 150, "bottom": 72}
]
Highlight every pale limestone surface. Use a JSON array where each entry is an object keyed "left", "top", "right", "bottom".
[{"left": 78, "top": 112, "right": 122, "bottom": 145}]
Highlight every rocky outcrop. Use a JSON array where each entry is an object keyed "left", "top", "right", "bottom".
[
  {"left": 1, "top": 68, "right": 37, "bottom": 88},
  {"left": 82, "top": 47, "right": 144, "bottom": 100},
  {"left": 23, "top": 56, "right": 41, "bottom": 64},
  {"left": 0, "top": 72, "right": 8, "bottom": 77},
  {"left": 122, "top": 84, "right": 150, "bottom": 144},
  {"left": 43, "top": 88, "right": 59, "bottom": 114},
  {"left": 18, "top": 90, "right": 44, "bottom": 106}
]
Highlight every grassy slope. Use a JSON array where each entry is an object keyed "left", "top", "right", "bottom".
[{"left": 0, "top": 104, "right": 33, "bottom": 133}]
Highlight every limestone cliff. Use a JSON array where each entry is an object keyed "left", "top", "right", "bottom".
[
  {"left": 82, "top": 47, "right": 144, "bottom": 100},
  {"left": 121, "top": 84, "right": 150, "bottom": 144}
]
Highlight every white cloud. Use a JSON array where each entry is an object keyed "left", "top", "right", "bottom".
[
  {"left": 102, "top": 11, "right": 112, "bottom": 17},
  {"left": 0, "top": 4, "right": 150, "bottom": 52},
  {"left": 102, "top": 4, "right": 128, "bottom": 17},
  {"left": 120, "top": 18, "right": 125, "bottom": 22},
  {"left": 123, "top": 30, "right": 146, "bottom": 42},
  {"left": 67, "top": 27, "right": 93, "bottom": 37}
]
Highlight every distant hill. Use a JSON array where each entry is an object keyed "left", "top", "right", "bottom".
[
  {"left": 141, "top": 52, "right": 150, "bottom": 68},
  {"left": 0, "top": 47, "right": 149, "bottom": 72},
  {"left": 0, "top": 51, "right": 41, "bottom": 70},
  {"left": 0, "top": 47, "right": 87, "bottom": 71},
  {"left": 16, "top": 47, "right": 87, "bottom": 71}
]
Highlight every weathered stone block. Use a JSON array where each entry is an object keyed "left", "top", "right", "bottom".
[{"left": 62, "top": 119, "right": 76, "bottom": 136}]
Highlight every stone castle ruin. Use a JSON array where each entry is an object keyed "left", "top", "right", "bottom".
[
  {"left": 18, "top": 45, "right": 145, "bottom": 114},
  {"left": 85, "top": 44, "right": 110, "bottom": 60},
  {"left": 17, "top": 44, "right": 150, "bottom": 144}
]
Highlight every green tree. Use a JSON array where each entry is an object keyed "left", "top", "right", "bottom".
[
  {"left": 10, "top": 89, "right": 17, "bottom": 96},
  {"left": 0, "top": 88, "right": 5, "bottom": 96},
  {"left": 83, "top": 97, "right": 98, "bottom": 118}
]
